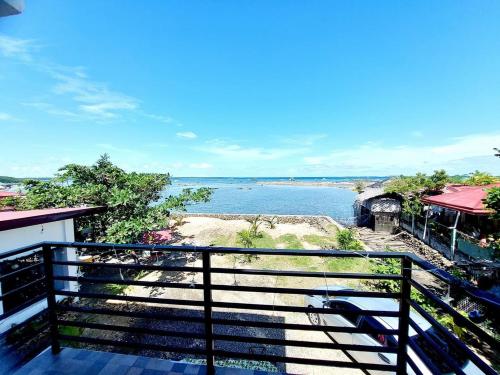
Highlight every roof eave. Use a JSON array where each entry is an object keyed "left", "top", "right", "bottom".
[{"left": 0, "top": 206, "right": 105, "bottom": 232}]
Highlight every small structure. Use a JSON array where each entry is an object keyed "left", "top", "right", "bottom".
[
  {"left": 354, "top": 186, "right": 402, "bottom": 233},
  {"left": 0, "top": 207, "right": 101, "bottom": 333},
  {"left": 422, "top": 183, "right": 500, "bottom": 261}
]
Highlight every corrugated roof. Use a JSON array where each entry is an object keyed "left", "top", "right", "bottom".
[
  {"left": 422, "top": 183, "right": 500, "bottom": 215},
  {"left": 0, "top": 206, "right": 104, "bottom": 231}
]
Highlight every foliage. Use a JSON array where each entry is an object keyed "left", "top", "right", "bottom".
[
  {"left": 171, "top": 215, "right": 185, "bottom": 227},
  {"left": 236, "top": 229, "right": 254, "bottom": 248},
  {"left": 385, "top": 170, "right": 454, "bottom": 218},
  {"left": 484, "top": 187, "right": 500, "bottom": 220},
  {"left": 354, "top": 181, "right": 365, "bottom": 194},
  {"left": 264, "top": 216, "right": 278, "bottom": 229},
  {"left": 369, "top": 257, "right": 468, "bottom": 339},
  {"left": 6, "top": 155, "right": 212, "bottom": 243},
  {"left": 464, "top": 171, "right": 498, "bottom": 186},
  {"left": 335, "top": 229, "right": 364, "bottom": 250},
  {"left": 246, "top": 215, "right": 263, "bottom": 238}
]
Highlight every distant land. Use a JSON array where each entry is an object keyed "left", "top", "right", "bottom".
[{"left": 0, "top": 176, "right": 50, "bottom": 184}]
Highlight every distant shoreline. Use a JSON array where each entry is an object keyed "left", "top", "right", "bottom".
[{"left": 256, "top": 180, "right": 375, "bottom": 189}]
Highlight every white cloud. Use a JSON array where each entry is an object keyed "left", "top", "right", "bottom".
[
  {"left": 176, "top": 131, "right": 198, "bottom": 139},
  {"left": 0, "top": 34, "right": 36, "bottom": 61},
  {"left": 189, "top": 162, "right": 213, "bottom": 169},
  {"left": 303, "top": 132, "right": 500, "bottom": 175},
  {"left": 0, "top": 112, "right": 15, "bottom": 121},
  {"left": 0, "top": 34, "right": 172, "bottom": 122},
  {"left": 201, "top": 140, "right": 304, "bottom": 161}
]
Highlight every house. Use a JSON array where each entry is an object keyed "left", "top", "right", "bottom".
[
  {"left": 354, "top": 185, "right": 402, "bottom": 233},
  {"left": 421, "top": 183, "right": 500, "bottom": 261},
  {"left": 0, "top": 207, "right": 101, "bottom": 333}
]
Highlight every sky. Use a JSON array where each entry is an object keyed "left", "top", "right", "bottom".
[{"left": 1, "top": 1, "right": 499, "bottom": 178}]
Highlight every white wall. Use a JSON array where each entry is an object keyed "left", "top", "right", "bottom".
[{"left": 0, "top": 219, "right": 77, "bottom": 334}]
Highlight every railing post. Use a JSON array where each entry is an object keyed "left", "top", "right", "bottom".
[
  {"left": 397, "top": 256, "right": 412, "bottom": 374},
  {"left": 43, "top": 244, "right": 61, "bottom": 354},
  {"left": 202, "top": 250, "right": 215, "bottom": 374}
]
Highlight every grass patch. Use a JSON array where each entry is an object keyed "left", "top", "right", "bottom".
[
  {"left": 302, "top": 234, "right": 336, "bottom": 248},
  {"left": 324, "top": 257, "right": 371, "bottom": 273},
  {"left": 276, "top": 234, "right": 303, "bottom": 249},
  {"left": 252, "top": 233, "right": 278, "bottom": 248},
  {"left": 211, "top": 234, "right": 236, "bottom": 247},
  {"left": 105, "top": 283, "right": 128, "bottom": 295}
]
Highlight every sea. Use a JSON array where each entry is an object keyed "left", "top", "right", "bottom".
[{"left": 165, "top": 177, "right": 385, "bottom": 225}]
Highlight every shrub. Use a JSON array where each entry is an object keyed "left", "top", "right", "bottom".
[{"left": 336, "top": 229, "right": 363, "bottom": 250}]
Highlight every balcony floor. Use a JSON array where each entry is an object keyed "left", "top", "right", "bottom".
[{"left": 13, "top": 347, "right": 278, "bottom": 375}]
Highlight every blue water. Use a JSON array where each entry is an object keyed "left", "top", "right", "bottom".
[{"left": 164, "top": 177, "right": 384, "bottom": 225}]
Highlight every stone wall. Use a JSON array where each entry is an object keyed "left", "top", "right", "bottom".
[{"left": 175, "top": 212, "right": 344, "bottom": 232}]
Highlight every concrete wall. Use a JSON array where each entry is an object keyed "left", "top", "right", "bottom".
[{"left": 0, "top": 219, "right": 77, "bottom": 333}]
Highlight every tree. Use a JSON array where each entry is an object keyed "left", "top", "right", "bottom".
[
  {"left": 7, "top": 155, "right": 212, "bottom": 243},
  {"left": 464, "top": 171, "right": 498, "bottom": 186},
  {"left": 354, "top": 181, "right": 365, "bottom": 194}
]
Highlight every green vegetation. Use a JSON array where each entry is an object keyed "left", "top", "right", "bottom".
[
  {"left": 263, "top": 215, "right": 278, "bottom": 229},
  {"left": 1, "top": 155, "right": 212, "bottom": 243},
  {"left": 464, "top": 170, "right": 498, "bottom": 186},
  {"left": 276, "top": 234, "right": 302, "bottom": 249},
  {"left": 335, "top": 229, "right": 363, "bottom": 250},
  {"left": 484, "top": 186, "right": 500, "bottom": 256},
  {"left": 369, "top": 257, "right": 468, "bottom": 339},
  {"left": 236, "top": 229, "right": 255, "bottom": 248},
  {"left": 354, "top": 180, "right": 365, "bottom": 194},
  {"left": 302, "top": 234, "right": 336, "bottom": 248},
  {"left": 0, "top": 176, "right": 25, "bottom": 184}
]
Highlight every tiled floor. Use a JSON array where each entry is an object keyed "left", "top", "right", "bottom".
[{"left": 12, "top": 348, "right": 277, "bottom": 375}]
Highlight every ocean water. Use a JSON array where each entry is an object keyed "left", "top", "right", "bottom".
[{"left": 165, "top": 177, "right": 383, "bottom": 225}]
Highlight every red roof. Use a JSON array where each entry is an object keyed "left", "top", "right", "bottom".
[
  {"left": 422, "top": 184, "right": 500, "bottom": 215},
  {"left": 0, "top": 207, "right": 104, "bottom": 231},
  {"left": 0, "top": 191, "right": 19, "bottom": 199}
]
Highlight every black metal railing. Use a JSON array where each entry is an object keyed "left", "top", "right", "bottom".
[{"left": 0, "top": 241, "right": 498, "bottom": 375}]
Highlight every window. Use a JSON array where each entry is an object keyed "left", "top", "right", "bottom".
[
  {"left": 358, "top": 316, "right": 397, "bottom": 347},
  {"left": 329, "top": 301, "right": 361, "bottom": 325}
]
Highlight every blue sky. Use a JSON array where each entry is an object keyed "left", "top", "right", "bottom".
[{"left": 1, "top": 1, "right": 499, "bottom": 177}]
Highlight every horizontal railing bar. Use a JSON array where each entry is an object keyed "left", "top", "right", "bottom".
[
  {"left": 57, "top": 319, "right": 206, "bottom": 340},
  {"left": 213, "top": 349, "right": 398, "bottom": 371},
  {"left": 58, "top": 335, "right": 206, "bottom": 355},
  {"left": 211, "top": 301, "right": 401, "bottom": 317},
  {"left": 0, "top": 294, "right": 47, "bottom": 321},
  {"left": 408, "top": 338, "right": 442, "bottom": 375},
  {"left": 211, "top": 284, "right": 400, "bottom": 298},
  {"left": 55, "top": 304, "right": 397, "bottom": 335},
  {"left": 52, "top": 260, "right": 203, "bottom": 273},
  {"left": 56, "top": 305, "right": 206, "bottom": 323},
  {"left": 213, "top": 333, "right": 398, "bottom": 353},
  {"left": 0, "top": 242, "right": 44, "bottom": 260},
  {"left": 408, "top": 318, "right": 466, "bottom": 375},
  {"left": 53, "top": 275, "right": 204, "bottom": 290},
  {"left": 45, "top": 241, "right": 410, "bottom": 258},
  {"left": 212, "top": 318, "right": 399, "bottom": 335},
  {"left": 0, "top": 276, "right": 46, "bottom": 300},
  {"left": 210, "top": 267, "right": 403, "bottom": 280},
  {"left": 0, "top": 262, "right": 44, "bottom": 282},
  {"left": 410, "top": 301, "right": 498, "bottom": 375},
  {"left": 54, "top": 277, "right": 399, "bottom": 299},
  {"left": 409, "top": 279, "right": 499, "bottom": 349},
  {"left": 55, "top": 290, "right": 204, "bottom": 307}
]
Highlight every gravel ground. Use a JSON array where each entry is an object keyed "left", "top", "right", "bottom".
[{"left": 69, "top": 251, "right": 364, "bottom": 375}]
